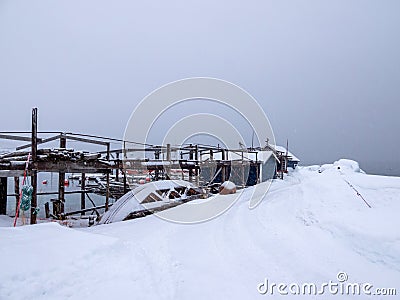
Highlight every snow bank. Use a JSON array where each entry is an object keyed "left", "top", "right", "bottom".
[
  {"left": 317, "top": 159, "right": 363, "bottom": 174},
  {"left": 1, "top": 160, "right": 399, "bottom": 299},
  {"left": 0, "top": 215, "right": 13, "bottom": 227},
  {"left": 333, "top": 159, "right": 361, "bottom": 172}
]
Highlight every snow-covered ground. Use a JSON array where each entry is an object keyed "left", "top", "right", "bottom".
[{"left": 0, "top": 160, "right": 399, "bottom": 299}]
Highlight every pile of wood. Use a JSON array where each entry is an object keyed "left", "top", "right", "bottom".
[{"left": 0, "top": 148, "right": 111, "bottom": 169}]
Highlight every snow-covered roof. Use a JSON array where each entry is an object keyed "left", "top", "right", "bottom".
[{"left": 272, "top": 145, "right": 300, "bottom": 162}]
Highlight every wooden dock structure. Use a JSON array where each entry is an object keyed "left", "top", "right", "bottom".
[{"left": 0, "top": 108, "right": 282, "bottom": 224}]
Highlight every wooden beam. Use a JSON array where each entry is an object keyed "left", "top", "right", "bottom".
[
  {"left": 35, "top": 162, "right": 111, "bottom": 173},
  {"left": 16, "top": 134, "right": 61, "bottom": 151},
  {"left": 0, "top": 134, "right": 42, "bottom": 142},
  {"left": 31, "top": 108, "right": 38, "bottom": 224},
  {"left": 8, "top": 190, "right": 95, "bottom": 197},
  {"left": 0, "top": 170, "right": 26, "bottom": 177},
  {"left": 60, "top": 203, "right": 112, "bottom": 218},
  {"left": 65, "top": 135, "right": 109, "bottom": 146}
]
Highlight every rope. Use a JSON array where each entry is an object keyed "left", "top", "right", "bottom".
[
  {"left": 338, "top": 170, "right": 372, "bottom": 208},
  {"left": 342, "top": 178, "right": 372, "bottom": 208},
  {"left": 13, "top": 153, "right": 31, "bottom": 227}
]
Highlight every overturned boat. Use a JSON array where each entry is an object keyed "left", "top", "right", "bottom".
[{"left": 98, "top": 180, "right": 207, "bottom": 224}]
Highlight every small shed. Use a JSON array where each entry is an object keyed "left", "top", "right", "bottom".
[{"left": 199, "top": 149, "right": 278, "bottom": 187}]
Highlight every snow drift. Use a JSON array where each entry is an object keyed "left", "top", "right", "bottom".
[{"left": 1, "top": 160, "right": 399, "bottom": 299}]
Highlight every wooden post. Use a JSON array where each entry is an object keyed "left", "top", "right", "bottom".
[
  {"left": 241, "top": 151, "right": 245, "bottom": 187},
  {"left": 31, "top": 170, "right": 37, "bottom": 223},
  {"left": 194, "top": 145, "right": 199, "bottom": 185},
  {"left": 14, "top": 176, "right": 20, "bottom": 214},
  {"left": 154, "top": 150, "right": 160, "bottom": 180},
  {"left": 166, "top": 144, "right": 171, "bottom": 161},
  {"left": 31, "top": 108, "right": 38, "bottom": 224},
  {"left": 44, "top": 202, "right": 50, "bottom": 218},
  {"left": 166, "top": 143, "right": 171, "bottom": 178},
  {"left": 105, "top": 143, "right": 110, "bottom": 212},
  {"left": 115, "top": 153, "right": 120, "bottom": 182},
  {"left": 241, "top": 164, "right": 245, "bottom": 188},
  {"left": 256, "top": 163, "right": 260, "bottom": 184},
  {"left": 256, "top": 152, "right": 260, "bottom": 183},
  {"left": 81, "top": 173, "right": 85, "bottom": 215},
  {"left": 0, "top": 177, "right": 7, "bottom": 215},
  {"left": 58, "top": 134, "right": 66, "bottom": 214},
  {"left": 51, "top": 199, "right": 63, "bottom": 216},
  {"left": 221, "top": 150, "right": 226, "bottom": 182},
  {"left": 189, "top": 146, "right": 193, "bottom": 182},
  {"left": 123, "top": 170, "right": 128, "bottom": 194}
]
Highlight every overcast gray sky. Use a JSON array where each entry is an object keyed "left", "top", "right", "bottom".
[{"left": 0, "top": 0, "right": 399, "bottom": 172}]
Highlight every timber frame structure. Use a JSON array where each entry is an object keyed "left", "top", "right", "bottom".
[{"left": 0, "top": 108, "right": 280, "bottom": 224}]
